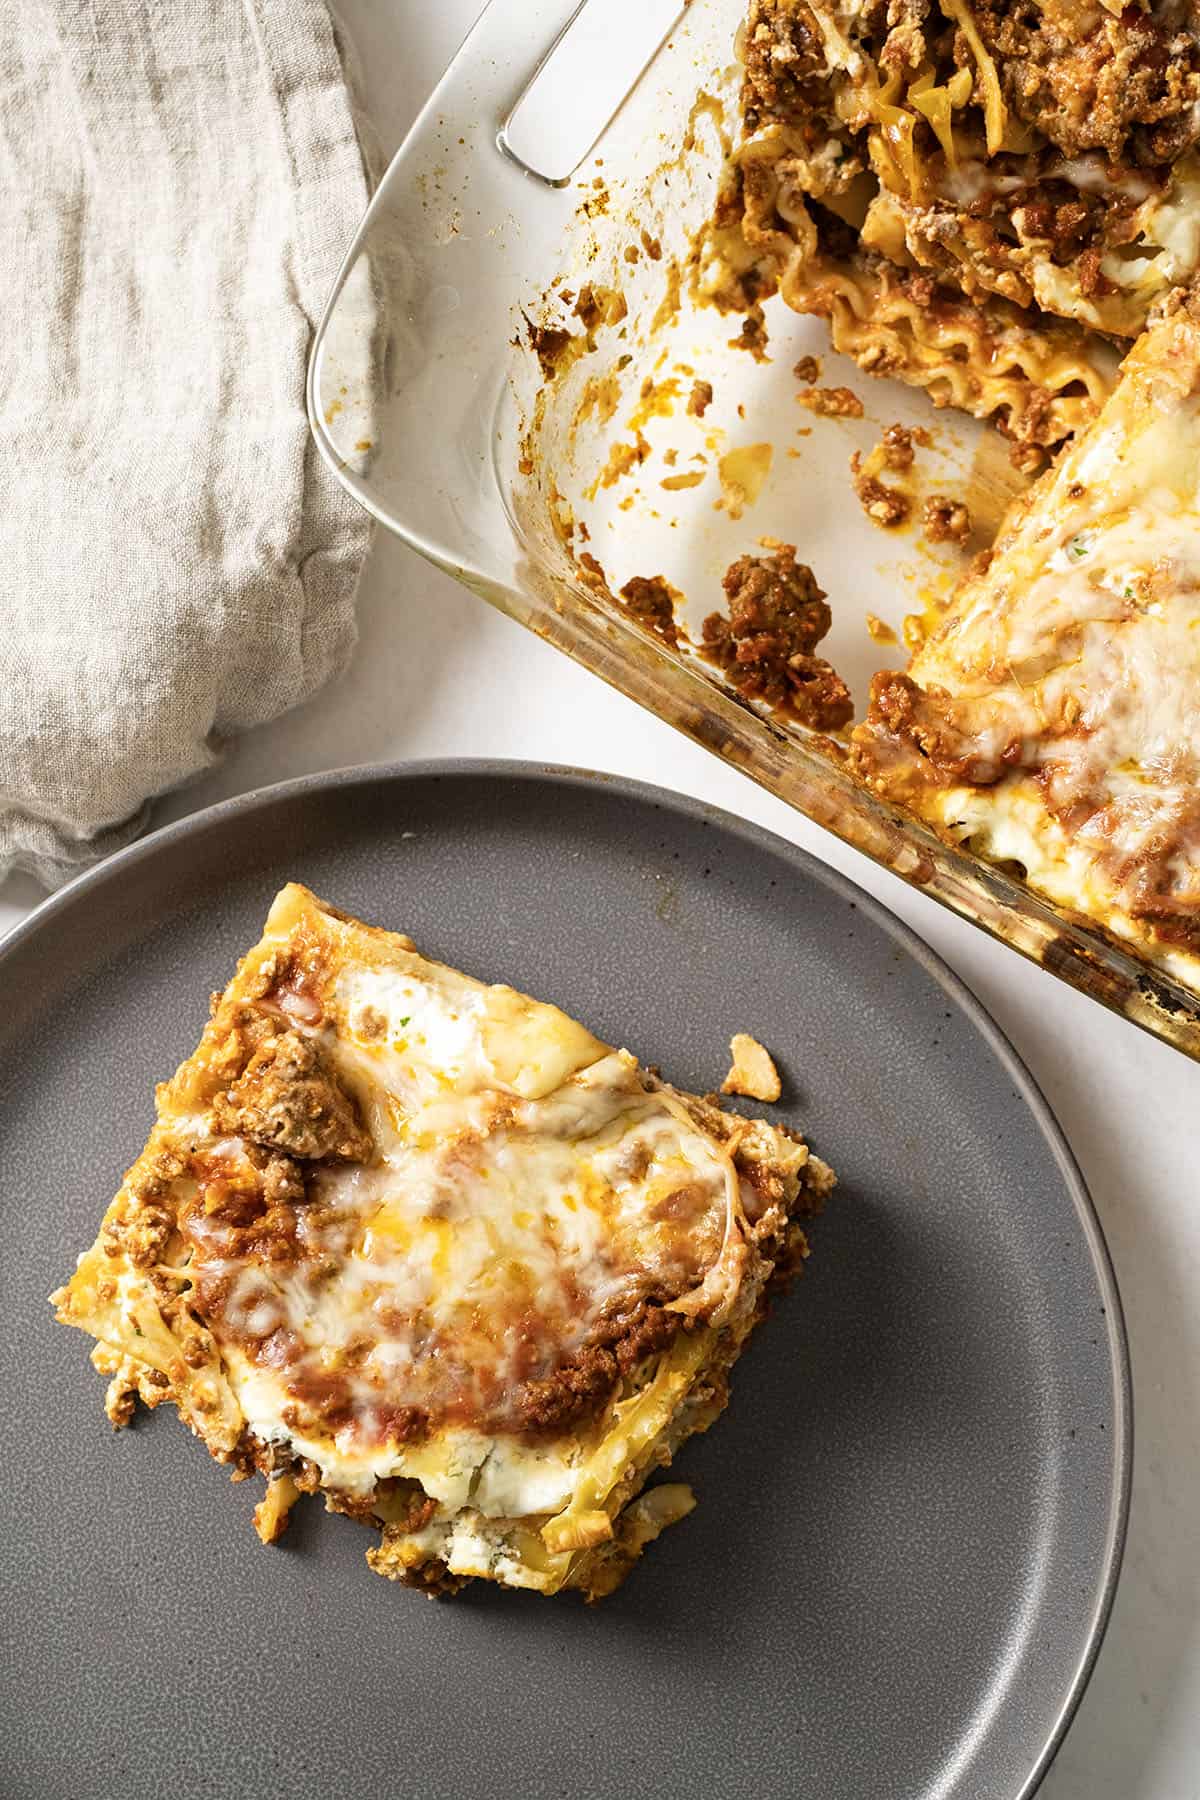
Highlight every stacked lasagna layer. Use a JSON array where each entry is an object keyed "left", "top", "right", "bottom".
[
  {"left": 853, "top": 288, "right": 1200, "bottom": 976},
  {"left": 54, "top": 884, "right": 833, "bottom": 1599},
  {"left": 703, "top": 0, "right": 1200, "bottom": 456}
]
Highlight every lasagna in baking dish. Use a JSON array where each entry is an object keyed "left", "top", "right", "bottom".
[
  {"left": 689, "top": 1, "right": 1200, "bottom": 984},
  {"left": 53, "top": 884, "right": 832, "bottom": 1599},
  {"left": 854, "top": 289, "right": 1200, "bottom": 978},
  {"left": 704, "top": 0, "right": 1200, "bottom": 457}
]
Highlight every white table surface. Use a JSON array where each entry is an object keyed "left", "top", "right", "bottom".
[{"left": 5, "top": 5, "right": 1199, "bottom": 1795}]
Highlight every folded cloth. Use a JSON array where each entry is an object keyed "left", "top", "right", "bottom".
[{"left": 0, "top": 0, "right": 373, "bottom": 887}]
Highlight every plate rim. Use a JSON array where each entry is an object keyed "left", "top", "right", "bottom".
[{"left": 1, "top": 755, "right": 1132, "bottom": 1798}]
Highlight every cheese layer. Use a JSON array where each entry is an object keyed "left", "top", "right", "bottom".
[
  {"left": 157, "top": 890, "right": 760, "bottom": 1503},
  {"left": 855, "top": 297, "right": 1200, "bottom": 974}
]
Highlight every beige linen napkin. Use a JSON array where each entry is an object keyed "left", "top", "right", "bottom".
[{"left": 0, "top": 0, "right": 373, "bottom": 886}]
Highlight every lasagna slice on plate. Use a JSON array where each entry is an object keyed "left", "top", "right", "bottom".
[{"left": 54, "top": 883, "right": 832, "bottom": 1599}]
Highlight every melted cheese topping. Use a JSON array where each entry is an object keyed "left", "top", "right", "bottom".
[
  {"left": 864, "top": 301, "right": 1200, "bottom": 969},
  {"left": 52, "top": 886, "right": 824, "bottom": 1595},
  {"left": 172, "top": 925, "right": 755, "bottom": 1504},
  {"left": 1030, "top": 162, "right": 1200, "bottom": 335}
]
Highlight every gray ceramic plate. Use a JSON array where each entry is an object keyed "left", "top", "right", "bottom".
[{"left": 0, "top": 761, "right": 1129, "bottom": 1800}]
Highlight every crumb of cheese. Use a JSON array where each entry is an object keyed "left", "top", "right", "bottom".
[
  {"left": 254, "top": 1473, "right": 301, "bottom": 1546},
  {"left": 542, "top": 1509, "right": 614, "bottom": 1554},
  {"left": 722, "top": 1033, "right": 782, "bottom": 1102},
  {"left": 715, "top": 443, "right": 773, "bottom": 518}
]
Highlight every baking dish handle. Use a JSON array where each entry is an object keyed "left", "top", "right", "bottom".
[{"left": 497, "top": 0, "right": 687, "bottom": 186}]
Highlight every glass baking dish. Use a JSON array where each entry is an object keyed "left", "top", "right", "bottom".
[{"left": 308, "top": 0, "right": 1200, "bottom": 1061}]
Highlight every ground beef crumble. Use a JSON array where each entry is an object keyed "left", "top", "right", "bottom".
[
  {"left": 211, "top": 1029, "right": 371, "bottom": 1162},
  {"left": 973, "top": 0, "right": 1200, "bottom": 166},
  {"left": 740, "top": 0, "right": 834, "bottom": 132},
  {"left": 923, "top": 494, "right": 972, "bottom": 545},
  {"left": 576, "top": 549, "right": 615, "bottom": 600},
  {"left": 513, "top": 1300, "right": 682, "bottom": 1435},
  {"left": 851, "top": 452, "right": 911, "bottom": 529},
  {"left": 687, "top": 378, "right": 714, "bottom": 417},
  {"left": 877, "top": 423, "right": 917, "bottom": 472},
  {"left": 859, "top": 669, "right": 1013, "bottom": 787},
  {"left": 798, "top": 384, "right": 863, "bottom": 418},
  {"left": 618, "top": 574, "right": 682, "bottom": 648},
  {"left": 703, "top": 547, "right": 853, "bottom": 731},
  {"left": 745, "top": 0, "right": 1200, "bottom": 167},
  {"left": 730, "top": 310, "right": 770, "bottom": 359}
]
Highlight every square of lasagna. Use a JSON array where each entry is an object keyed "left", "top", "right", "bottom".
[
  {"left": 54, "top": 884, "right": 833, "bottom": 1600},
  {"left": 853, "top": 288, "right": 1200, "bottom": 979}
]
